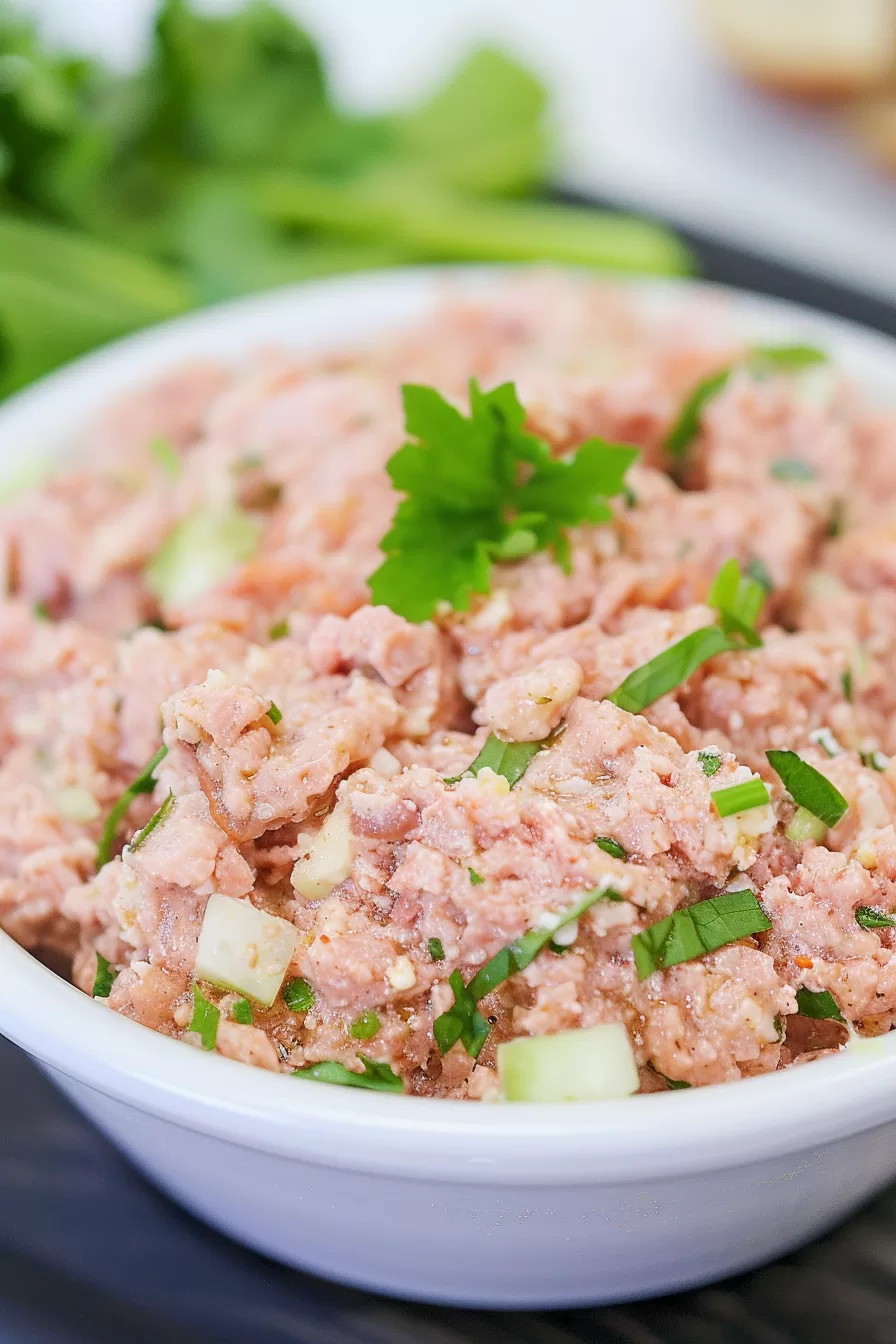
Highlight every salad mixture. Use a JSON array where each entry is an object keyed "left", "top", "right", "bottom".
[{"left": 2, "top": 271, "right": 895, "bottom": 1102}]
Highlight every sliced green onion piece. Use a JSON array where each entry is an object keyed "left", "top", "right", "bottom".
[
  {"left": 766, "top": 749, "right": 848, "bottom": 828},
  {"left": 468, "top": 867, "right": 484, "bottom": 884},
  {"left": 595, "top": 835, "right": 627, "bottom": 861},
  {"left": 856, "top": 906, "right": 896, "bottom": 931},
  {"left": 269, "top": 619, "right": 289, "bottom": 640},
  {"left": 293, "top": 1055, "right": 403, "bottom": 1092},
  {"left": 632, "top": 889, "right": 771, "bottom": 980},
  {"left": 92, "top": 953, "right": 118, "bottom": 999},
  {"left": 841, "top": 669, "right": 853, "bottom": 702},
  {"left": 769, "top": 457, "right": 816, "bottom": 483},
  {"left": 283, "top": 977, "right": 315, "bottom": 1013},
  {"left": 445, "top": 732, "right": 546, "bottom": 788},
  {"left": 607, "top": 624, "right": 731, "bottom": 714},
  {"left": 710, "top": 778, "right": 770, "bottom": 818},
  {"left": 33, "top": 599, "right": 52, "bottom": 621},
  {"left": 785, "top": 806, "right": 828, "bottom": 844},
  {"left": 267, "top": 702, "right": 283, "bottom": 725},
  {"left": 860, "top": 749, "right": 888, "bottom": 772},
  {"left": 497, "top": 1023, "right": 639, "bottom": 1102},
  {"left": 150, "top": 436, "right": 181, "bottom": 479},
  {"left": 350, "top": 1010, "right": 380, "bottom": 1040},
  {"left": 145, "top": 503, "right": 262, "bottom": 608},
  {"left": 96, "top": 744, "right": 168, "bottom": 871},
  {"left": 190, "top": 985, "right": 220, "bottom": 1051},
  {"left": 708, "top": 557, "right": 765, "bottom": 648},
  {"left": 427, "top": 937, "right": 445, "bottom": 962},
  {"left": 129, "top": 789, "right": 175, "bottom": 852},
  {"left": 748, "top": 344, "right": 827, "bottom": 372},
  {"left": 665, "top": 367, "right": 732, "bottom": 458},
  {"left": 698, "top": 749, "right": 722, "bottom": 777},
  {"left": 231, "top": 997, "right": 253, "bottom": 1025},
  {"left": 795, "top": 987, "right": 845, "bottom": 1024}
]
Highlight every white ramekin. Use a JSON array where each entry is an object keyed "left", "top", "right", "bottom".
[{"left": 2, "top": 268, "right": 896, "bottom": 1308}]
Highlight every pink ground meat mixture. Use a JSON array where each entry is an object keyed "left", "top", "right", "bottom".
[{"left": 2, "top": 270, "right": 896, "bottom": 1097}]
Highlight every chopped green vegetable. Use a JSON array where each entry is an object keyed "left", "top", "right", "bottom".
[
  {"left": 445, "top": 730, "right": 547, "bottom": 789},
  {"left": 231, "top": 997, "right": 253, "bottom": 1025},
  {"left": 785, "top": 806, "right": 828, "bottom": 845},
  {"left": 427, "top": 937, "right": 445, "bottom": 962},
  {"left": 267, "top": 702, "right": 283, "bottom": 725},
  {"left": 282, "top": 977, "right": 315, "bottom": 1013},
  {"left": 32, "top": 600, "right": 52, "bottom": 621},
  {"left": 292, "top": 1055, "right": 403, "bottom": 1092},
  {"left": 748, "top": 344, "right": 828, "bottom": 372},
  {"left": 661, "top": 1074, "right": 692, "bottom": 1090},
  {"left": 145, "top": 503, "right": 262, "bottom": 608},
  {"left": 92, "top": 953, "right": 118, "bottom": 999},
  {"left": 368, "top": 379, "right": 637, "bottom": 621},
  {"left": 698, "top": 749, "right": 722, "bottom": 778},
  {"left": 128, "top": 789, "right": 175, "bottom": 852},
  {"left": 744, "top": 557, "right": 775, "bottom": 594},
  {"left": 498, "top": 1023, "right": 639, "bottom": 1102},
  {"left": 433, "top": 970, "right": 491, "bottom": 1058},
  {"left": 350, "top": 1010, "right": 381, "bottom": 1040},
  {"left": 708, "top": 556, "right": 766, "bottom": 648},
  {"left": 710, "top": 778, "right": 770, "bottom": 818},
  {"left": 96, "top": 743, "right": 168, "bottom": 870},
  {"left": 607, "top": 625, "right": 731, "bottom": 715},
  {"left": 150, "top": 436, "right": 181, "bottom": 478},
  {"left": 795, "top": 987, "right": 845, "bottom": 1024},
  {"left": 841, "top": 669, "right": 853, "bottom": 702},
  {"left": 856, "top": 906, "right": 896, "bottom": 930},
  {"left": 861, "top": 749, "right": 889, "bottom": 772},
  {"left": 769, "top": 458, "right": 817, "bottom": 483},
  {"left": 269, "top": 619, "right": 289, "bottom": 640},
  {"left": 766, "top": 749, "right": 848, "bottom": 829},
  {"left": 190, "top": 984, "right": 220, "bottom": 1050},
  {"left": 809, "top": 728, "right": 841, "bottom": 758},
  {"left": 632, "top": 889, "right": 771, "bottom": 980},
  {"left": 595, "top": 836, "right": 627, "bottom": 861},
  {"left": 468, "top": 867, "right": 484, "bottom": 885}
]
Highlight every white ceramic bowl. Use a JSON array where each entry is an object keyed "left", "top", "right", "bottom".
[{"left": 3, "top": 268, "right": 896, "bottom": 1309}]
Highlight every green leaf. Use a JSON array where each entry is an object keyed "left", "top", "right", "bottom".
[
  {"left": 427, "top": 937, "right": 445, "bottom": 962},
  {"left": 267, "top": 702, "right": 283, "bottom": 725},
  {"left": 445, "top": 732, "right": 546, "bottom": 789},
  {"left": 145, "top": 503, "right": 262, "bottom": 608},
  {"left": 293, "top": 1055, "right": 403, "bottom": 1092},
  {"left": 128, "top": 789, "right": 175, "bottom": 852},
  {"left": 92, "top": 952, "right": 118, "bottom": 999},
  {"left": 96, "top": 744, "right": 168, "bottom": 870},
  {"left": 231, "top": 997, "right": 253, "bottom": 1025},
  {"left": 766, "top": 749, "right": 848, "bottom": 829},
  {"left": 468, "top": 868, "right": 484, "bottom": 885},
  {"left": 150, "top": 436, "right": 181, "bottom": 478},
  {"left": 708, "top": 556, "right": 765, "bottom": 647},
  {"left": 433, "top": 969, "right": 491, "bottom": 1058},
  {"left": 282, "top": 977, "right": 315, "bottom": 1013},
  {"left": 698, "top": 749, "right": 722, "bottom": 777},
  {"left": 190, "top": 984, "right": 219, "bottom": 1050},
  {"left": 795, "top": 987, "right": 845, "bottom": 1024},
  {"left": 269, "top": 620, "right": 289, "bottom": 641},
  {"left": 632, "top": 889, "right": 771, "bottom": 980},
  {"left": 710, "top": 779, "right": 770, "bottom": 818},
  {"left": 607, "top": 625, "right": 731, "bottom": 715},
  {"left": 595, "top": 836, "right": 627, "bottom": 861},
  {"left": 856, "top": 906, "right": 896, "bottom": 930},
  {"left": 749, "top": 344, "right": 827, "bottom": 372},
  {"left": 350, "top": 1010, "right": 380, "bottom": 1040}
]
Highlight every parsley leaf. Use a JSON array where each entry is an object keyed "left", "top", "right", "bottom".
[
  {"left": 445, "top": 732, "right": 546, "bottom": 788},
  {"left": 267, "top": 702, "right": 283, "bottom": 725},
  {"left": 92, "top": 953, "right": 118, "bottom": 999},
  {"left": 293, "top": 1056, "right": 403, "bottom": 1092},
  {"left": 282, "top": 977, "right": 315, "bottom": 1013},
  {"left": 698, "top": 749, "right": 722, "bottom": 777},
  {"left": 368, "top": 380, "right": 637, "bottom": 621},
  {"left": 765, "top": 749, "right": 848, "bottom": 829},
  {"left": 190, "top": 984, "right": 220, "bottom": 1051},
  {"left": 96, "top": 744, "right": 168, "bottom": 871},
  {"left": 427, "top": 937, "right": 445, "bottom": 962},
  {"left": 231, "top": 997, "right": 253, "bottom": 1025},
  {"left": 632, "top": 889, "right": 771, "bottom": 980},
  {"left": 795, "top": 987, "right": 845, "bottom": 1024}
]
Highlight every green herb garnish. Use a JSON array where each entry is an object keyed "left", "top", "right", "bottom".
[
  {"left": 433, "top": 970, "right": 490, "bottom": 1058},
  {"left": 92, "top": 952, "right": 118, "bottom": 999},
  {"left": 744, "top": 557, "right": 775, "bottom": 594},
  {"left": 368, "top": 380, "right": 637, "bottom": 621},
  {"left": 631, "top": 889, "right": 771, "bottom": 980},
  {"left": 190, "top": 984, "right": 220, "bottom": 1050},
  {"left": 293, "top": 1056, "right": 403, "bottom": 1092},
  {"left": 860, "top": 749, "right": 888, "bottom": 772},
  {"left": 468, "top": 867, "right": 484, "bottom": 885},
  {"left": 33, "top": 600, "right": 52, "bottom": 621},
  {"left": 350, "top": 1010, "right": 381, "bottom": 1040},
  {"left": 150, "top": 436, "right": 181, "bottom": 478},
  {"left": 841, "top": 669, "right": 853, "bottom": 702},
  {"left": 231, "top": 997, "right": 253, "bottom": 1025},
  {"left": 282, "top": 977, "right": 315, "bottom": 1013},
  {"left": 765, "top": 749, "right": 848, "bottom": 829},
  {"left": 710, "top": 778, "right": 770, "bottom": 818},
  {"left": 856, "top": 906, "right": 896, "bottom": 931},
  {"left": 595, "top": 836, "right": 627, "bottom": 861},
  {"left": 269, "top": 619, "right": 289, "bottom": 640},
  {"left": 608, "top": 625, "right": 730, "bottom": 715},
  {"left": 427, "top": 937, "right": 445, "bottom": 962},
  {"left": 445, "top": 732, "right": 546, "bottom": 788},
  {"left": 129, "top": 789, "right": 175, "bottom": 852},
  {"left": 795, "top": 987, "right": 845, "bottom": 1024},
  {"left": 708, "top": 556, "right": 765, "bottom": 648},
  {"left": 267, "top": 702, "right": 283, "bottom": 725},
  {"left": 698, "top": 749, "right": 722, "bottom": 777},
  {"left": 96, "top": 743, "right": 168, "bottom": 870}
]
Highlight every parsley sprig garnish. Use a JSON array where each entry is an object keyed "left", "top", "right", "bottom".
[
  {"left": 766, "top": 749, "right": 848, "bottom": 829},
  {"left": 368, "top": 380, "right": 638, "bottom": 621},
  {"left": 96, "top": 744, "right": 168, "bottom": 871},
  {"left": 632, "top": 889, "right": 771, "bottom": 980}
]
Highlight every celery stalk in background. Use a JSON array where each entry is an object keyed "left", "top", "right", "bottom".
[{"left": 0, "top": 0, "right": 693, "bottom": 397}]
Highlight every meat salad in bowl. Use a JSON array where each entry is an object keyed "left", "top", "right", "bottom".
[{"left": 2, "top": 267, "right": 895, "bottom": 1107}]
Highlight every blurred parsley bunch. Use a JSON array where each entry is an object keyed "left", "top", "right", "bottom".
[{"left": 0, "top": 0, "right": 691, "bottom": 397}]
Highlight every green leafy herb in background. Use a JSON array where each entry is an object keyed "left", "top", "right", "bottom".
[{"left": 0, "top": 0, "right": 690, "bottom": 400}]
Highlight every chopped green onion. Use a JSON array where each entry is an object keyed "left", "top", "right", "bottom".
[
  {"left": 744, "top": 557, "right": 775, "bottom": 594},
  {"left": 861, "top": 749, "right": 889, "bottom": 772},
  {"left": 267, "top": 702, "right": 283, "bottom": 725},
  {"left": 809, "top": 728, "right": 841, "bottom": 758},
  {"left": 96, "top": 744, "right": 168, "bottom": 870},
  {"left": 748, "top": 344, "right": 827, "bottom": 372},
  {"left": 467, "top": 867, "right": 484, "bottom": 885},
  {"left": 698, "top": 749, "right": 722, "bottom": 777},
  {"left": 282, "top": 977, "right": 315, "bottom": 1013},
  {"left": 766, "top": 749, "right": 848, "bottom": 829},
  {"left": 607, "top": 624, "right": 731, "bottom": 714},
  {"left": 293, "top": 1056, "right": 403, "bottom": 1092},
  {"left": 708, "top": 557, "right": 765, "bottom": 648},
  {"left": 128, "top": 789, "right": 175, "bottom": 852},
  {"left": 231, "top": 997, "right": 253, "bottom": 1025},
  {"left": 433, "top": 969, "right": 491, "bottom": 1058},
  {"left": 856, "top": 906, "right": 896, "bottom": 931},
  {"left": 665, "top": 367, "right": 732, "bottom": 458},
  {"left": 769, "top": 457, "right": 816, "bottom": 483},
  {"left": 710, "top": 778, "right": 770, "bottom": 818},
  {"left": 92, "top": 953, "right": 118, "bottom": 999},
  {"left": 795, "top": 987, "right": 845, "bottom": 1024},
  {"left": 785, "top": 806, "right": 827, "bottom": 844},
  {"left": 269, "top": 619, "right": 289, "bottom": 640},
  {"left": 350, "top": 1010, "right": 381, "bottom": 1040},
  {"left": 595, "top": 835, "right": 627, "bottom": 861},
  {"left": 145, "top": 503, "right": 262, "bottom": 609},
  {"left": 150, "top": 436, "right": 181, "bottom": 479},
  {"left": 632, "top": 889, "right": 771, "bottom": 980},
  {"left": 190, "top": 985, "right": 220, "bottom": 1051},
  {"left": 427, "top": 937, "right": 445, "bottom": 962},
  {"left": 445, "top": 732, "right": 546, "bottom": 788},
  {"left": 33, "top": 599, "right": 52, "bottom": 621},
  {"left": 841, "top": 669, "right": 853, "bottom": 702}
]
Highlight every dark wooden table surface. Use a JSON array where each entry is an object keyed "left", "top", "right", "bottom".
[{"left": 3, "top": 226, "right": 896, "bottom": 1344}]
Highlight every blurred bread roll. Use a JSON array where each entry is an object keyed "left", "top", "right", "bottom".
[{"left": 698, "top": 0, "right": 896, "bottom": 98}]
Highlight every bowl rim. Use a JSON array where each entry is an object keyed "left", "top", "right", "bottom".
[{"left": 3, "top": 263, "right": 896, "bottom": 1187}]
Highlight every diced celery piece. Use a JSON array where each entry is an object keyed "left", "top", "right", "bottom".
[
  {"left": 497, "top": 1023, "right": 639, "bottom": 1102},
  {"left": 145, "top": 504, "right": 261, "bottom": 608},
  {"left": 195, "top": 894, "right": 297, "bottom": 1007},
  {"left": 785, "top": 806, "right": 827, "bottom": 844}
]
